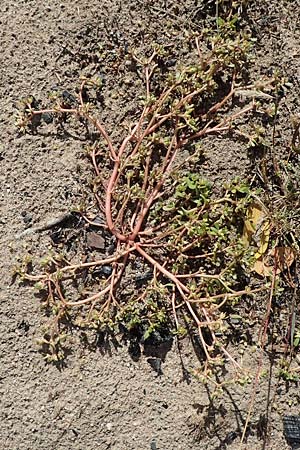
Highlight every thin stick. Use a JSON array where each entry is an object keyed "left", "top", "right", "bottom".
[{"left": 240, "top": 270, "right": 277, "bottom": 446}]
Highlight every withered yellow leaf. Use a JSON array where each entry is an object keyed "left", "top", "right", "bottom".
[
  {"left": 242, "top": 202, "right": 268, "bottom": 252},
  {"left": 242, "top": 203, "right": 263, "bottom": 246},
  {"left": 254, "top": 220, "right": 270, "bottom": 259}
]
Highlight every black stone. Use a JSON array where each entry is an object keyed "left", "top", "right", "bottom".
[{"left": 283, "top": 416, "right": 300, "bottom": 448}]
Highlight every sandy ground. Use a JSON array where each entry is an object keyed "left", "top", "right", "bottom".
[{"left": 1, "top": 1, "right": 300, "bottom": 449}]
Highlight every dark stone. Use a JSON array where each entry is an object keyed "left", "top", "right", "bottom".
[
  {"left": 283, "top": 416, "right": 300, "bottom": 448},
  {"left": 147, "top": 357, "right": 162, "bottom": 375}
]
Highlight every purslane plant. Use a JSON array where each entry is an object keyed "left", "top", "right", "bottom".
[{"left": 16, "top": 25, "right": 275, "bottom": 365}]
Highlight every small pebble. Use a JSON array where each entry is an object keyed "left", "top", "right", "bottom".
[
  {"left": 150, "top": 439, "right": 157, "bottom": 450},
  {"left": 106, "top": 422, "right": 113, "bottom": 431},
  {"left": 86, "top": 231, "right": 105, "bottom": 250}
]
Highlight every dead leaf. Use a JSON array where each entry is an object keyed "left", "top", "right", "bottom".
[
  {"left": 242, "top": 203, "right": 264, "bottom": 247},
  {"left": 253, "top": 246, "right": 295, "bottom": 277},
  {"left": 270, "top": 246, "right": 295, "bottom": 273},
  {"left": 254, "top": 220, "right": 270, "bottom": 259},
  {"left": 253, "top": 257, "right": 273, "bottom": 277},
  {"left": 242, "top": 203, "right": 270, "bottom": 259}
]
